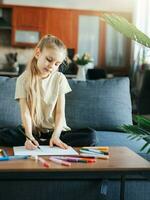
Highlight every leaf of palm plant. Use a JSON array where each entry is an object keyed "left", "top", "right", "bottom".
[
  {"left": 147, "top": 148, "right": 150, "bottom": 154},
  {"left": 121, "top": 124, "right": 150, "bottom": 152},
  {"left": 122, "top": 125, "right": 147, "bottom": 135},
  {"left": 122, "top": 126, "right": 149, "bottom": 143},
  {"left": 140, "top": 142, "right": 149, "bottom": 151},
  {"left": 144, "top": 136, "right": 150, "bottom": 143},
  {"left": 135, "top": 116, "right": 150, "bottom": 131},
  {"left": 101, "top": 13, "right": 150, "bottom": 48},
  {"left": 130, "top": 135, "right": 141, "bottom": 140}
]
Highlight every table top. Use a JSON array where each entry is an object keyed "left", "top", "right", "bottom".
[{"left": 0, "top": 147, "right": 149, "bottom": 172}]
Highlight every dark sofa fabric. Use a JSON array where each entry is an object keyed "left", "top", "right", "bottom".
[{"left": 0, "top": 76, "right": 149, "bottom": 200}]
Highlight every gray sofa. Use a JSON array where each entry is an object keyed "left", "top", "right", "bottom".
[{"left": 0, "top": 76, "right": 150, "bottom": 200}]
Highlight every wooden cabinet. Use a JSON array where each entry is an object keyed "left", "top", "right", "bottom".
[
  {"left": 46, "top": 8, "right": 78, "bottom": 51},
  {"left": 12, "top": 6, "right": 47, "bottom": 46},
  {"left": 13, "top": 7, "right": 43, "bottom": 29},
  {"left": 11, "top": 6, "right": 78, "bottom": 51}
]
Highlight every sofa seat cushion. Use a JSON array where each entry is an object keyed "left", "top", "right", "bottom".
[
  {"left": 96, "top": 131, "right": 150, "bottom": 153},
  {"left": 66, "top": 78, "right": 132, "bottom": 131}
]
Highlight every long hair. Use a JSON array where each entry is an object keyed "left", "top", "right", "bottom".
[{"left": 25, "top": 34, "right": 67, "bottom": 130}]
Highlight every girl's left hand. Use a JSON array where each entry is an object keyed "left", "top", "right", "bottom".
[{"left": 49, "top": 136, "right": 69, "bottom": 149}]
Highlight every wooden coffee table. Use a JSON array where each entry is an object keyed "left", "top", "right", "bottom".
[{"left": 0, "top": 147, "right": 149, "bottom": 200}]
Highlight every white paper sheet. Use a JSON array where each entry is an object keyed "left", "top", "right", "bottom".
[{"left": 13, "top": 146, "right": 78, "bottom": 156}]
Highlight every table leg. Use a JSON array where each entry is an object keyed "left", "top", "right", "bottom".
[
  {"left": 120, "top": 175, "right": 126, "bottom": 200},
  {"left": 99, "top": 179, "right": 108, "bottom": 200}
]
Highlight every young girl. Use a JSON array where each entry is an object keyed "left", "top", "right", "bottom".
[{"left": 0, "top": 34, "right": 96, "bottom": 149}]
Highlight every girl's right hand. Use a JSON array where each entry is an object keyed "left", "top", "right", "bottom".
[{"left": 24, "top": 138, "right": 39, "bottom": 150}]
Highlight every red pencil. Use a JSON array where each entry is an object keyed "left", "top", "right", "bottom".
[{"left": 37, "top": 156, "right": 50, "bottom": 168}]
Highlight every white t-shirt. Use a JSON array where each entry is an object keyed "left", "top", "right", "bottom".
[{"left": 15, "top": 71, "right": 72, "bottom": 131}]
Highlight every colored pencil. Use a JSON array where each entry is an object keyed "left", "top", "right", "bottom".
[
  {"left": 0, "top": 155, "right": 29, "bottom": 161},
  {"left": 53, "top": 156, "right": 96, "bottom": 163},
  {"left": 37, "top": 156, "right": 50, "bottom": 168},
  {"left": 49, "top": 156, "right": 71, "bottom": 166}
]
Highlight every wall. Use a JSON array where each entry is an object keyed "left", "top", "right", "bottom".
[{"left": 3, "top": 0, "right": 134, "bottom": 12}]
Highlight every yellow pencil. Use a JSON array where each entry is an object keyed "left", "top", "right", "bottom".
[{"left": 83, "top": 146, "right": 109, "bottom": 151}]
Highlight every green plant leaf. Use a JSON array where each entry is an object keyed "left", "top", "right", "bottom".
[
  {"left": 100, "top": 13, "right": 150, "bottom": 48},
  {"left": 147, "top": 147, "right": 150, "bottom": 154},
  {"left": 140, "top": 142, "right": 149, "bottom": 151},
  {"left": 121, "top": 115, "right": 150, "bottom": 153}
]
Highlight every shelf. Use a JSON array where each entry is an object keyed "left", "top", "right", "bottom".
[
  {"left": 0, "top": 26, "right": 11, "bottom": 30},
  {"left": 0, "top": 19, "right": 11, "bottom": 29},
  {"left": 0, "top": 71, "right": 19, "bottom": 77},
  {"left": 65, "top": 74, "right": 77, "bottom": 79},
  {"left": 0, "top": 7, "right": 12, "bottom": 46}
]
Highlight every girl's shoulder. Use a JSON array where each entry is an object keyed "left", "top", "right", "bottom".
[
  {"left": 52, "top": 71, "right": 66, "bottom": 80},
  {"left": 16, "top": 71, "right": 27, "bottom": 83},
  {"left": 54, "top": 71, "right": 64, "bottom": 77}
]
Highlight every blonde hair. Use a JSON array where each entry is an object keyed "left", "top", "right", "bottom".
[{"left": 25, "top": 34, "right": 67, "bottom": 130}]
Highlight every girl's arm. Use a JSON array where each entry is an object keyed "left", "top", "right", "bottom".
[
  {"left": 19, "top": 99, "right": 39, "bottom": 149},
  {"left": 49, "top": 94, "right": 68, "bottom": 149}
]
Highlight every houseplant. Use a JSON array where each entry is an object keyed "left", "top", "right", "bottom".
[
  {"left": 73, "top": 53, "right": 93, "bottom": 66},
  {"left": 100, "top": 13, "right": 150, "bottom": 48},
  {"left": 101, "top": 13, "right": 150, "bottom": 152},
  {"left": 73, "top": 53, "right": 93, "bottom": 81},
  {"left": 121, "top": 116, "right": 150, "bottom": 153}
]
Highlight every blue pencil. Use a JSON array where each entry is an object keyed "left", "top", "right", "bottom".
[{"left": 0, "top": 155, "right": 29, "bottom": 161}]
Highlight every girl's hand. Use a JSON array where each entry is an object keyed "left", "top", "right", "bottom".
[
  {"left": 49, "top": 136, "right": 69, "bottom": 149},
  {"left": 25, "top": 138, "right": 39, "bottom": 150}
]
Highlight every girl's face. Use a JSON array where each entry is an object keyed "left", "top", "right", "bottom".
[{"left": 35, "top": 47, "right": 65, "bottom": 78}]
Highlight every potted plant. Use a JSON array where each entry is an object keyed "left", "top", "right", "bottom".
[
  {"left": 121, "top": 116, "right": 150, "bottom": 153},
  {"left": 73, "top": 53, "right": 93, "bottom": 81},
  {"left": 100, "top": 13, "right": 150, "bottom": 153}
]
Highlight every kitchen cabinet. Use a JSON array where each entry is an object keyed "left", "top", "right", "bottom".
[
  {"left": 46, "top": 8, "right": 78, "bottom": 51},
  {"left": 12, "top": 6, "right": 46, "bottom": 29},
  {"left": 12, "top": 6, "right": 47, "bottom": 47}
]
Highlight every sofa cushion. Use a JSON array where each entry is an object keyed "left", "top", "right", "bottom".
[
  {"left": 96, "top": 131, "right": 150, "bottom": 153},
  {"left": 66, "top": 78, "right": 132, "bottom": 131},
  {"left": 0, "top": 77, "right": 21, "bottom": 128},
  {"left": 0, "top": 76, "right": 132, "bottom": 131}
]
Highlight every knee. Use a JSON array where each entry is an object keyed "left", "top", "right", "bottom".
[{"left": 86, "top": 128, "right": 97, "bottom": 146}]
